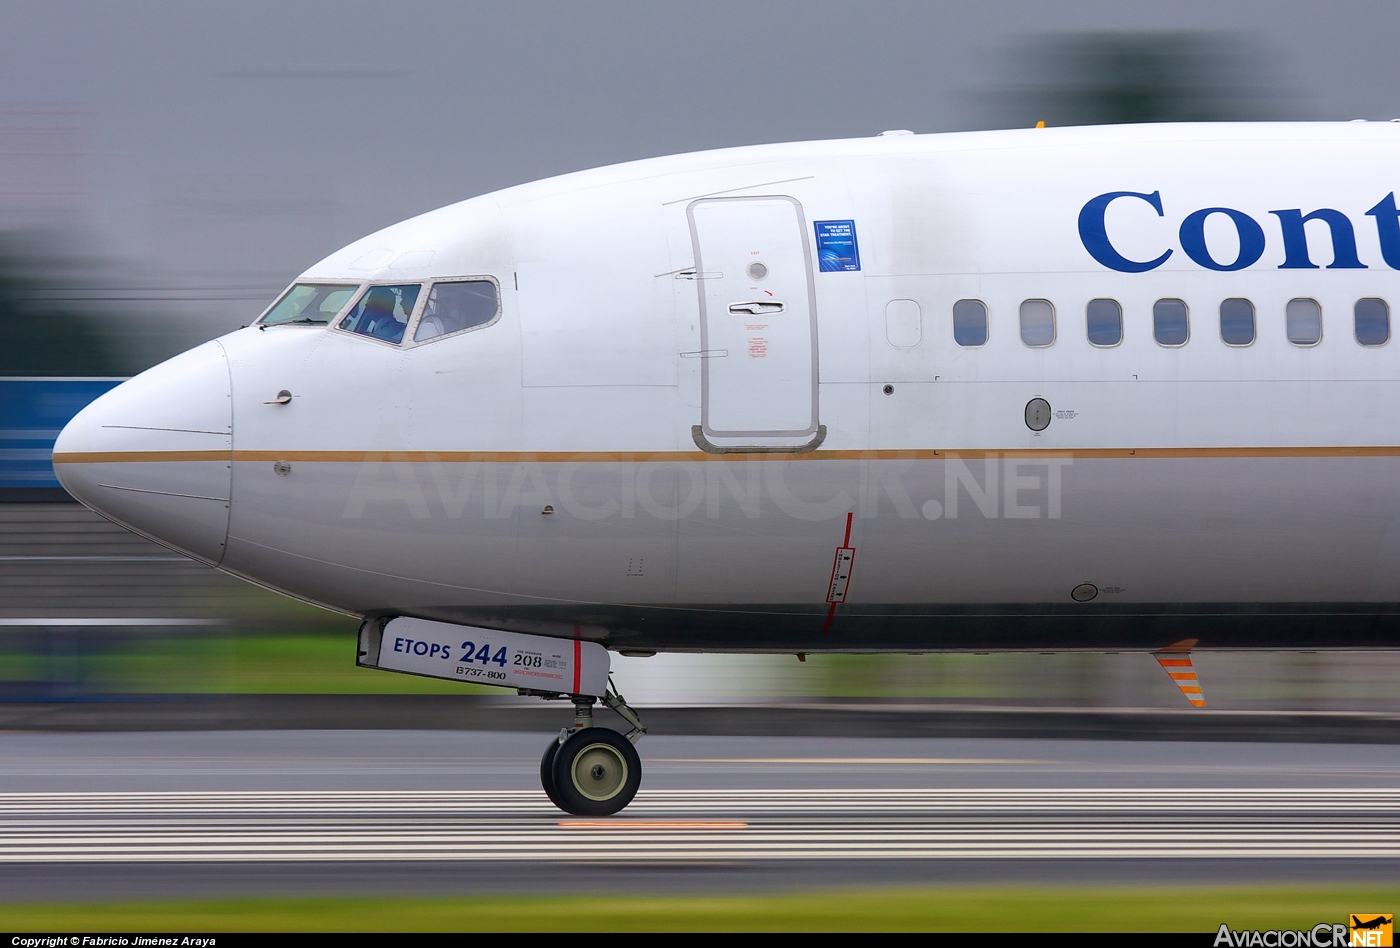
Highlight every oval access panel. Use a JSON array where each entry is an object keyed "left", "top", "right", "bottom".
[{"left": 1025, "top": 397, "right": 1051, "bottom": 431}]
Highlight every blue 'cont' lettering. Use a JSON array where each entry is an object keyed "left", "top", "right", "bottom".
[
  {"left": 1077, "top": 191, "right": 1172, "bottom": 273},
  {"left": 1080, "top": 191, "right": 1400, "bottom": 272},
  {"left": 1270, "top": 208, "right": 1366, "bottom": 269},
  {"left": 1366, "top": 193, "right": 1400, "bottom": 268},
  {"left": 1179, "top": 207, "right": 1265, "bottom": 271}
]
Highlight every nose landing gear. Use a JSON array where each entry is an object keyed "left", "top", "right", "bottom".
[{"left": 538, "top": 681, "right": 646, "bottom": 816}]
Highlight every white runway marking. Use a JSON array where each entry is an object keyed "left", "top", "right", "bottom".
[{"left": 0, "top": 789, "right": 1396, "bottom": 862}]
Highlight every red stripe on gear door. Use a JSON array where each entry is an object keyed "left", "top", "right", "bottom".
[{"left": 573, "top": 638, "right": 581, "bottom": 694}]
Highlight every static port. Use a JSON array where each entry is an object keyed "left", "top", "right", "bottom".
[{"left": 1026, "top": 397, "right": 1051, "bottom": 431}]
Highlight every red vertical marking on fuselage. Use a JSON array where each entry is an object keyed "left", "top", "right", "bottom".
[{"left": 822, "top": 512, "right": 857, "bottom": 634}]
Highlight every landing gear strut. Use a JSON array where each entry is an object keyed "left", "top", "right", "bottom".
[{"left": 535, "top": 679, "right": 645, "bottom": 816}]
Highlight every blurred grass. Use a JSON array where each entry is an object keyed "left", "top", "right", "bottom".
[
  {"left": 0, "top": 636, "right": 1135, "bottom": 700},
  {"left": 98, "top": 635, "right": 489, "bottom": 694},
  {"left": 8, "top": 636, "right": 1400, "bottom": 706},
  {"left": 0, "top": 885, "right": 1391, "bottom": 932},
  {"left": 803, "top": 652, "right": 1117, "bottom": 701},
  {"left": 0, "top": 635, "right": 494, "bottom": 695}
]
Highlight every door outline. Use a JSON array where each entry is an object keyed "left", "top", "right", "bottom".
[{"left": 687, "top": 195, "right": 821, "bottom": 443}]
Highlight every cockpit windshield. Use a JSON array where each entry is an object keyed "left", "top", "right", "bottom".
[
  {"left": 337, "top": 284, "right": 421, "bottom": 345},
  {"left": 259, "top": 283, "right": 359, "bottom": 326},
  {"left": 414, "top": 280, "right": 500, "bottom": 341}
]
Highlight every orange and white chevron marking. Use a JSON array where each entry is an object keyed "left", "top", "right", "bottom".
[{"left": 1154, "top": 638, "right": 1205, "bottom": 707}]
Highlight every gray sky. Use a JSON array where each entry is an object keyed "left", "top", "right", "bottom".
[{"left": 0, "top": 0, "right": 1396, "bottom": 330}]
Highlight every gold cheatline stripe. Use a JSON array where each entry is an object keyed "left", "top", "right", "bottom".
[
  {"left": 53, "top": 451, "right": 232, "bottom": 463},
  {"left": 50, "top": 446, "right": 1400, "bottom": 464}
]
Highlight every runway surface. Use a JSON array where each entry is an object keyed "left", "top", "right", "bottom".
[
  {"left": 4, "top": 787, "right": 1400, "bottom": 862},
  {"left": 0, "top": 729, "right": 1398, "bottom": 897}
]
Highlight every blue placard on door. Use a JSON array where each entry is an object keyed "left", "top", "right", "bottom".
[{"left": 813, "top": 220, "right": 860, "bottom": 272}]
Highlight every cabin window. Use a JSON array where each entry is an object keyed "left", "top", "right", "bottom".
[
  {"left": 337, "top": 283, "right": 422, "bottom": 345},
  {"left": 1355, "top": 298, "right": 1390, "bottom": 347},
  {"left": 1286, "top": 298, "right": 1322, "bottom": 346},
  {"left": 1220, "top": 298, "right": 1255, "bottom": 346},
  {"left": 1019, "top": 299, "right": 1055, "bottom": 347},
  {"left": 414, "top": 279, "right": 501, "bottom": 342},
  {"left": 1153, "top": 299, "right": 1189, "bottom": 347},
  {"left": 259, "top": 283, "right": 359, "bottom": 326},
  {"left": 1086, "top": 298, "right": 1122, "bottom": 347},
  {"left": 952, "top": 299, "right": 988, "bottom": 347}
]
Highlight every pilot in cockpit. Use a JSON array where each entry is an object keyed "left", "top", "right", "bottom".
[
  {"left": 414, "top": 294, "right": 446, "bottom": 341},
  {"left": 413, "top": 281, "right": 495, "bottom": 342},
  {"left": 360, "top": 287, "right": 406, "bottom": 343}
]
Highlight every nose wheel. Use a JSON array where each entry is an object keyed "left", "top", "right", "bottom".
[
  {"left": 539, "top": 739, "right": 567, "bottom": 811},
  {"left": 537, "top": 683, "right": 645, "bottom": 816},
  {"left": 545, "top": 726, "right": 641, "bottom": 816}
]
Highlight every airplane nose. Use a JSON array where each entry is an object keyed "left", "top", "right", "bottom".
[{"left": 52, "top": 340, "right": 233, "bottom": 566}]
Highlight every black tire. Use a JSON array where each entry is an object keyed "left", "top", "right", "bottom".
[
  {"left": 540, "top": 737, "right": 567, "bottom": 811},
  {"left": 549, "top": 727, "right": 642, "bottom": 816}
]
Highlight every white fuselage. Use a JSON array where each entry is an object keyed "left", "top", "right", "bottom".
[{"left": 51, "top": 123, "right": 1400, "bottom": 650}]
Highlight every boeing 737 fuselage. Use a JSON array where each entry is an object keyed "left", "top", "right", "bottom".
[{"left": 50, "top": 122, "right": 1400, "bottom": 812}]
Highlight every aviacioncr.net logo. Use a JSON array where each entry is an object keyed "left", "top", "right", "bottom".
[{"left": 1214, "top": 923, "right": 1353, "bottom": 947}]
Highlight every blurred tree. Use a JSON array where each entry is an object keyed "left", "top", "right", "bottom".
[
  {"left": 0, "top": 233, "right": 123, "bottom": 376},
  {"left": 968, "top": 31, "right": 1291, "bottom": 129}
]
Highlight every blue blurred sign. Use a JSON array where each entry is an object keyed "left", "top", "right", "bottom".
[
  {"left": 0, "top": 378, "right": 123, "bottom": 487},
  {"left": 813, "top": 220, "right": 860, "bottom": 272}
]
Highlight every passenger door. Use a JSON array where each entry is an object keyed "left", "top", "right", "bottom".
[{"left": 687, "top": 196, "right": 820, "bottom": 450}]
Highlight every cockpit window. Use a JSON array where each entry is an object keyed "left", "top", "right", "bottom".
[
  {"left": 414, "top": 280, "right": 500, "bottom": 342},
  {"left": 259, "top": 283, "right": 359, "bottom": 326},
  {"left": 338, "top": 284, "right": 422, "bottom": 345}
]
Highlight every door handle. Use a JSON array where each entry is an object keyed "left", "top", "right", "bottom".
[{"left": 728, "top": 301, "right": 786, "bottom": 316}]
